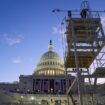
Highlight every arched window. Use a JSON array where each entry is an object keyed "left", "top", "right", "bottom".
[
  {"left": 50, "top": 62, "right": 52, "bottom": 65},
  {"left": 48, "top": 70, "right": 49, "bottom": 75},
  {"left": 48, "top": 62, "right": 49, "bottom": 65},
  {"left": 53, "top": 62, "right": 54, "bottom": 65},
  {"left": 45, "top": 70, "right": 46, "bottom": 75},
  {"left": 52, "top": 70, "right": 54, "bottom": 75}
]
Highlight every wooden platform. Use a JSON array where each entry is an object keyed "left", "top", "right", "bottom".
[{"left": 65, "top": 17, "right": 105, "bottom": 68}]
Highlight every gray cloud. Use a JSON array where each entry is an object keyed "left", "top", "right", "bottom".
[
  {"left": 5, "top": 34, "right": 24, "bottom": 46},
  {"left": 12, "top": 57, "right": 21, "bottom": 64},
  {"left": 0, "top": 33, "right": 24, "bottom": 46},
  {"left": 101, "top": 15, "right": 105, "bottom": 27},
  {"left": 52, "top": 24, "right": 66, "bottom": 35}
]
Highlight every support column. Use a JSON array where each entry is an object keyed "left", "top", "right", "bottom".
[
  {"left": 42, "top": 79, "right": 44, "bottom": 93},
  {"left": 41, "top": 79, "right": 43, "bottom": 93},
  {"left": 71, "top": 20, "right": 83, "bottom": 105},
  {"left": 60, "top": 79, "right": 62, "bottom": 93},
  {"left": 61, "top": 79, "right": 64, "bottom": 94},
  {"left": 40, "top": 79, "right": 41, "bottom": 93},
  {"left": 33, "top": 79, "right": 35, "bottom": 93},
  {"left": 35, "top": 79, "right": 36, "bottom": 92},
  {"left": 48, "top": 79, "right": 50, "bottom": 93},
  {"left": 66, "top": 79, "right": 69, "bottom": 91},
  {"left": 54, "top": 79, "right": 55, "bottom": 94},
  {"left": 63, "top": 79, "right": 66, "bottom": 93}
]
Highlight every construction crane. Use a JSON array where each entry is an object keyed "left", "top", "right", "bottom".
[{"left": 53, "top": 1, "right": 105, "bottom": 105}]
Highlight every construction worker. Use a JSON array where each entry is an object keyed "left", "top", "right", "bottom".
[
  {"left": 68, "top": 10, "right": 72, "bottom": 18},
  {"left": 80, "top": 9, "right": 89, "bottom": 18}
]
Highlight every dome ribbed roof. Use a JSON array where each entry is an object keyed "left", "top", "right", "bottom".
[{"left": 33, "top": 40, "right": 64, "bottom": 75}]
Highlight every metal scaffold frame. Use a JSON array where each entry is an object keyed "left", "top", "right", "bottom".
[
  {"left": 52, "top": 1, "right": 105, "bottom": 105},
  {"left": 64, "top": 1, "right": 105, "bottom": 105}
]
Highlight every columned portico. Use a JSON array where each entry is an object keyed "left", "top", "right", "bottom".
[{"left": 33, "top": 77, "right": 72, "bottom": 94}]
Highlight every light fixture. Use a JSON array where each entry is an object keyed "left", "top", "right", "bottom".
[{"left": 30, "top": 96, "right": 34, "bottom": 101}]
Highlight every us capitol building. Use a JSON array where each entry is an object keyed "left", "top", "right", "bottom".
[{"left": 0, "top": 40, "right": 75, "bottom": 94}]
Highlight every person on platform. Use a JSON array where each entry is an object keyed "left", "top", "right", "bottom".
[{"left": 80, "top": 9, "right": 89, "bottom": 18}]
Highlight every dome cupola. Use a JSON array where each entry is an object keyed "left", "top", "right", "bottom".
[{"left": 48, "top": 40, "right": 53, "bottom": 51}]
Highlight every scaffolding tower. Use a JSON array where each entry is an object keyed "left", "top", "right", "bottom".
[{"left": 64, "top": 1, "right": 105, "bottom": 105}]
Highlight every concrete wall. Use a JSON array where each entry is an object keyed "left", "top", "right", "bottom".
[
  {"left": 0, "top": 83, "right": 19, "bottom": 92},
  {"left": 19, "top": 75, "right": 33, "bottom": 93}
]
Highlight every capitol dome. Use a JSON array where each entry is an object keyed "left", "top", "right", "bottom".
[{"left": 33, "top": 40, "right": 65, "bottom": 75}]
